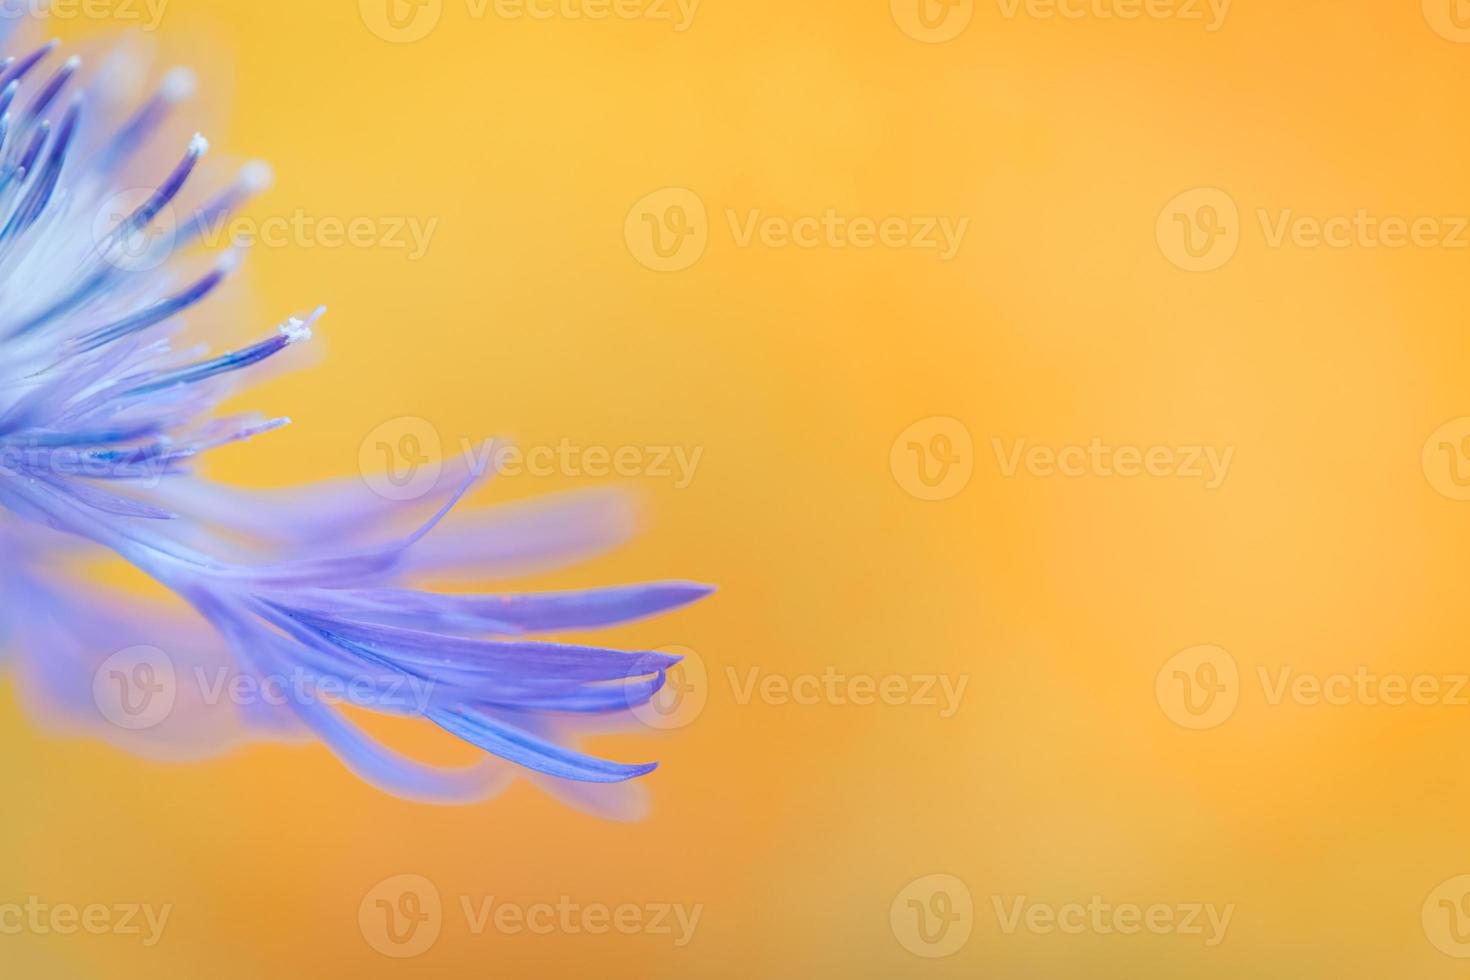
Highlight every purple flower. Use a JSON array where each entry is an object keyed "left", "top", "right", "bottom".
[{"left": 0, "top": 27, "right": 710, "bottom": 816}]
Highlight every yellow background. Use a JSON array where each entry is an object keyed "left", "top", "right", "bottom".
[{"left": 7, "top": 0, "right": 1470, "bottom": 975}]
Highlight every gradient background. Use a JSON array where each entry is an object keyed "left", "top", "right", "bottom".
[{"left": 7, "top": 0, "right": 1470, "bottom": 976}]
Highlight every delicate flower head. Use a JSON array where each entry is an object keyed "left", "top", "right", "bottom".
[{"left": 0, "top": 27, "right": 710, "bottom": 817}]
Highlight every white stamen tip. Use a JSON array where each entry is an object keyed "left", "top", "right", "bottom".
[
  {"left": 63, "top": 56, "right": 81, "bottom": 70},
  {"left": 237, "top": 159, "right": 274, "bottom": 193},
  {"left": 279, "top": 318, "right": 313, "bottom": 345},
  {"left": 188, "top": 133, "right": 209, "bottom": 157},
  {"left": 161, "top": 67, "right": 197, "bottom": 103}
]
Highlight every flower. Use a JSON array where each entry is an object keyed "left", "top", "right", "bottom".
[{"left": 0, "top": 28, "right": 711, "bottom": 815}]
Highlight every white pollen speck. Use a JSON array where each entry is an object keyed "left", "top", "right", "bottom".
[
  {"left": 188, "top": 133, "right": 209, "bottom": 157},
  {"left": 279, "top": 319, "right": 313, "bottom": 345},
  {"left": 161, "top": 67, "right": 197, "bottom": 103},
  {"left": 237, "top": 160, "right": 275, "bottom": 193}
]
